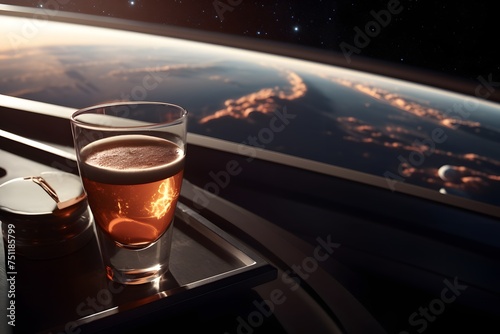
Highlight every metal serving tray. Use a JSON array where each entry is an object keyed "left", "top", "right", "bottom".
[{"left": 0, "top": 151, "right": 276, "bottom": 333}]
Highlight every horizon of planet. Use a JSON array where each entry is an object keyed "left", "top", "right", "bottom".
[{"left": 1, "top": 40, "right": 500, "bottom": 209}]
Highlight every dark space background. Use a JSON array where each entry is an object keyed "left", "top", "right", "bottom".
[{"left": 2, "top": 0, "right": 498, "bottom": 92}]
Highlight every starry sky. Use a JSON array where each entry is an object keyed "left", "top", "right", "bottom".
[{"left": 1, "top": 0, "right": 497, "bottom": 89}]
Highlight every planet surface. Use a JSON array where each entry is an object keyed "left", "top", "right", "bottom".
[{"left": 1, "top": 16, "right": 499, "bottom": 208}]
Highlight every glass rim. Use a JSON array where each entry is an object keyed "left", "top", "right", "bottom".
[{"left": 70, "top": 101, "right": 188, "bottom": 130}]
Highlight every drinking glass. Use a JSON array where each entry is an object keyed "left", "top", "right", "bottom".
[{"left": 70, "top": 101, "right": 187, "bottom": 285}]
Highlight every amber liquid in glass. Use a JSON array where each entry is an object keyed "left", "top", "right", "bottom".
[{"left": 80, "top": 135, "right": 184, "bottom": 248}]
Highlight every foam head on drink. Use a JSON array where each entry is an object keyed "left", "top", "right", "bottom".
[{"left": 79, "top": 134, "right": 184, "bottom": 248}]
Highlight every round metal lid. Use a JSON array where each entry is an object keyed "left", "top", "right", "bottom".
[
  {"left": 0, "top": 171, "right": 86, "bottom": 220},
  {"left": 0, "top": 171, "right": 93, "bottom": 259}
]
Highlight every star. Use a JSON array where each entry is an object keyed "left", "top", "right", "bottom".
[
  {"left": 293, "top": 26, "right": 299, "bottom": 32},
  {"left": 129, "top": 0, "right": 135, "bottom": 6}
]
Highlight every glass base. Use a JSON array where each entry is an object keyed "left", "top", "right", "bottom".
[{"left": 95, "top": 220, "right": 174, "bottom": 285}]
